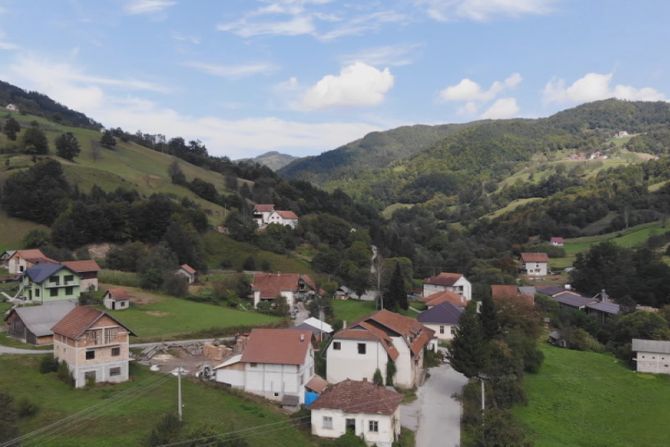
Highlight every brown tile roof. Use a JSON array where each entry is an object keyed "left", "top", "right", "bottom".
[
  {"left": 550, "top": 237, "right": 565, "bottom": 244},
  {"left": 353, "top": 309, "right": 434, "bottom": 356},
  {"left": 276, "top": 210, "right": 298, "bottom": 220},
  {"left": 240, "top": 328, "right": 313, "bottom": 365},
  {"left": 11, "top": 249, "right": 56, "bottom": 264},
  {"left": 52, "top": 306, "right": 135, "bottom": 339},
  {"left": 335, "top": 322, "right": 400, "bottom": 361},
  {"left": 421, "top": 290, "right": 467, "bottom": 308},
  {"left": 491, "top": 285, "right": 534, "bottom": 306},
  {"left": 252, "top": 273, "right": 315, "bottom": 299},
  {"left": 424, "top": 272, "right": 463, "bottom": 287},
  {"left": 310, "top": 379, "right": 402, "bottom": 415},
  {"left": 305, "top": 375, "right": 328, "bottom": 393},
  {"left": 254, "top": 204, "right": 275, "bottom": 213},
  {"left": 106, "top": 288, "right": 130, "bottom": 301},
  {"left": 63, "top": 259, "right": 101, "bottom": 273},
  {"left": 521, "top": 252, "right": 549, "bottom": 263},
  {"left": 179, "top": 264, "right": 196, "bottom": 275}
]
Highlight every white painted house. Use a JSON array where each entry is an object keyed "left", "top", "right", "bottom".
[
  {"left": 103, "top": 288, "right": 131, "bottom": 311},
  {"left": 310, "top": 379, "right": 403, "bottom": 447},
  {"left": 422, "top": 272, "right": 472, "bottom": 301},
  {"left": 521, "top": 252, "right": 549, "bottom": 277},
  {"left": 417, "top": 302, "right": 463, "bottom": 341},
  {"left": 632, "top": 339, "right": 670, "bottom": 375},
  {"left": 6, "top": 249, "right": 55, "bottom": 274},
  {"left": 175, "top": 264, "right": 197, "bottom": 284},
  {"left": 252, "top": 204, "right": 275, "bottom": 227},
  {"left": 253, "top": 204, "right": 299, "bottom": 228},
  {"left": 251, "top": 272, "right": 317, "bottom": 309},
  {"left": 213, "top": 328, "right": 317, "bottom": 404},
  {"left": 326, "top": 310, "right": 434, "bottom": 389}
]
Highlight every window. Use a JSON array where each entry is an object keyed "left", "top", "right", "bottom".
[
  {"left": 322, "top": 416, "right": 333, "bottom": 429},
  {"left": 65, "top": 287, "right": 73, "bottom": 296},
  {"left": 64, "top": 275, "right": 74, "bottom": 283},
  {"left": 35, "top": 288, "right": 40, "bottom": 297},
  {"left": 50, "top": 288, "right": 58, "bottom": 297},
  {"left": 49, "top": 276, "right": 59, "bottom": 285},
  {"left": 111, "top": 347, "right": 120, "bottom": 357},
  {"left": 86, "top": 350, "right": 95, "bottom": 360},
  {"left": 250, "top": 363, "right": 258, "bottom": 368},
  {"left": 357, "top": 343, "right": 366, "bottom": 355},
  {"left": 333, "top": 341, "right": 341, "bottom": 350},
  {"left": 273, "top": 392, "right": 279, "bottom": 397},
  {"left": 84, "top": 371, "right": 96, "bottom": 383},
  {"left": 368, "top": 420, "right": 379, "bottom": 432},
  {"left": 109, "top": 367, "right": 121, "bottom": 377},
  {"left": 439, "top": 325, "right": 445, "bottom": 334}
]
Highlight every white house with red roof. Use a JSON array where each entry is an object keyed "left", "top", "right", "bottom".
[
  {"left": 326, "top": 310, "right": 434, "bottom": 389},
  {"left": 550, "top": 236, "right": 565, "bottom": 247},
  {"left": 6, "top": 249, "right": 55, "bottom": 274},
  {"left": 63, "top": 260, "right": 101, "bottom": 291},
  {"left": 422, "top": 272, "right": 472, "bottom": 301},
  {"left": 521, "top": 252, "right": 549, "bottom": 277},
  {"left": 252, "top": 203, "right": 299, "bottom": 228},
  {"left": 103, "top": 288, "right": 131, "bottom": 311},
  {"left": 213, "top": 328, "right": 317, "bottom": 404},
  {"left": 251, "top": 272, "right": 317, "bottom": 308},
  {"left": 175, "top": 264, "right": 197, "bottom": 284}
]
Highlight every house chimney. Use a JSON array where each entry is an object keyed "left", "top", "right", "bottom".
[
  {"left": 300, "top": 333, "right": 305, "bottom": 342},
  {"left": 601, "top": 289, "right": 608, "bottom": 303},
  {"left": 342, "top": 320, "right": 347, "bottom": 329},
  {"left": 564, "top": 284, "right": 572, "bottom": 290}
]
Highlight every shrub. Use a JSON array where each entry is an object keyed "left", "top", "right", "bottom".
[
  {"left": 39, "top": 355, "right": 59, "bottom": 374},
  {"left": 148, "top": 413, "right": 182, "bottom": 446},
  {"left": 332, "top": 433, "right": 367, "bottom": 447},
  {"left": 163, "top": 273, "right": 189, "bottom": 298},
  {"left": 386, "top": 358, "right": 396, "bottom": 386},
  {"left": 57, "top": 361, "right": 74, "bottom": 387},
  {"left": 16, "top": 398, "right": 39, "bottom": 418},
  {"left": 242, "top": 256, "right": 256, "bottom": 271},
  {"left": 373, "top": 368, "right": 384, "bottom": 386}
]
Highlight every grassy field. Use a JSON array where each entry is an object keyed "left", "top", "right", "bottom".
[
  {"left": 331, "top": 300, "right": 377, "bottom": 323},
  {"left": 484, "top": 197, "right": 542, "bottom": 220},
  {"left": 0, "top": 356, "right": 314, "bottom": 447},
  {"left": 0, "top": 210, "right": 48, "bottom": 252},
  {"left": 103, "top": 286, "right": 281, "bottom": 342},
  {"left": 515, "top": 345, "right": 670, "bottom": 447}
]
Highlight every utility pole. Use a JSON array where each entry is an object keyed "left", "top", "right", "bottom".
[{"left": 177, "top": 366, "right": 183, "bottom": 422}]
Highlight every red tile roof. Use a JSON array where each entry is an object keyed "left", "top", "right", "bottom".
[
  {"left": 52, "top": 306, "right": 135, "bottom": 339},
  {"left": 335, "top": 322, "right": 400, "bottom": 361},
  {"left": 491, "top": 285, "right": 534, "bottom": 305},
  {"left": 424, "top": 272, "right": 463, "bottom": 287},
  {"left": 11, "top": 249, "right": 55, "bottom": 264},
  {"left": 254, "top": 204, "right": 275, "bottom": 213},
  {"left": 179, "top": 264, "right": 196, "bottom": 275},
  {"left": 550, "top": 237, "right": 565, "bottom": 244},
  {"left": 252, "top": 273, "right": 315, "bottom": 299},
  {"left": 240, "top": 328, "right": 313, "bottom": 365},
  {"left": 106, "top": 288, "right": 130, "bottom": 301},
  {"left": 521, "top": 252, "right": 549, "bottom": 263},
  {"left": 305, "top": 375, "right": 328, "bottom": 393},
  {"left": 421, "top": 290, "right": 467, "bottom": 308},
  {"left": 62, "top": 259, "right": 101, "bottom": 273},
  {"left": 310, "top": 379, "right": 402, "bottom": 415},
  {"left": 276, "top": 210, "right": 298, "bottom": 220}
]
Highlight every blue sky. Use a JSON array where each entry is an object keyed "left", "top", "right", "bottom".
[{"left": 0, "top": 0, "right": 668, "bottom": 158}]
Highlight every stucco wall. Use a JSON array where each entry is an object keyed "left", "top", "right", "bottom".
[
  {"left": 311, "top": 408, "right": 399, "bottom": 447},
  {"left": 525, "top": 262, "right": 548, "bottom": 276},
  {"left": 424, "top": 323, "right": 456, "bottom": 340},
  {"left": 636, "top": 352, "right": 670, "bottom": 374},
  {"left": 327, "top": 339, "right": 389, "bottom": 384}
]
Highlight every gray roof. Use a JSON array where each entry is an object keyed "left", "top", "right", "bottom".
[
  {"left": 632, "top": 338, "right": 670, "bottom": 354},
  {"left": 518, "top": 286, "right": 536, "bottom": 296},
  {"left": 553, "top": 291, "right": 596, "bottom": 309},
  {"left": 6, "top": 301, "right": 77, "bottom": 337},
  {"left": 586, "top": 301, "right": 621, "bottom": 315},
  {"left": 536, "top": 286, "right": 566, "bottom": 296},
  {"left": 417, "top": 302, "right": 463, "bottom": 325},
  {"left": 24, "top": 263, "right": 73, "bottom": 284}
]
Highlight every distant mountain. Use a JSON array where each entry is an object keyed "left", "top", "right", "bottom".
[
  {"left": 279, "top": 124, "right": 464, "bottom": 184},
  {"left": 0, "top": 80, "right": 101, "bottom": 129},
  {"left": 240, "top": 151, "right": 299, "bottom": 171}
]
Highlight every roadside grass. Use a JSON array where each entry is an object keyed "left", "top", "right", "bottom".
[
  {"left": 0, "top": 355, "right": 314, "bottom": 447},
  {"left": 514, "top": 344, "right": 670, "bottom": 447},
  {"left": 0, "top": 210, "right": 48, "bottom": 252},
  {"left": 103, "top": 286, "right": 280, "bottom": 342}
]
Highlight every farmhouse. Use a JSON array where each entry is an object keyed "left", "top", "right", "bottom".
[
  {"left": 251, "top": 272, "right": 317, "bottom": 308},
  {"left": 491, "top": 285, "right": 535, "bottom": 305},
  {"left": 175, "top": 264, "right": 197, "bottom": 284},
  {"left": 253, "top": 204, "right": 275, "bottom": 226},
  {"left": 22, "top": 263, "right": 81, "bottom": 303},
  {"left": 420, "top": 290, "right": 467, "bottom": 309},
  {"left": 550, "top": 237, "right": 565, "bottom": 247},
  {"left": 6, "top": 249, "right": 55, "bottom": 274},
  {"left": 520, "top": 252, "right": 549, "bottom": 277},
  {"left": 327, "top": 310, "right": 434, "bottom": 389},
  {"left": 213, "top": 328, "right": 317, "bottom": 404},
  {"left": 4, "top": 301, "right": 76, "bottom": 345},
  {"left": 632, "top": 339, "right": 670, "bottom": 375},
  {"left": 422, "top": 272, "right": 472, "bottom": 301},
  {"left": 52, "top": 306, "right": 135, "bottom": 388},
  {"left": 63, "top": 260, "right": 101, "bottom": 291},
  {"left": 103, "top": 288, "right": 131, "bottom": 311},
  {"left": 310, "top": 379, "right": 402, "bottom": 447},
  {"left": 253, "top": 204, "right": 300, "bottom": 228},
  {"left": 417, "top": 302, "right": 462, "bottom": 341}
]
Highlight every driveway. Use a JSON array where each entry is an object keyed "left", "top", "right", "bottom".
[{"left": 401, "top": 363, "right": 468, "bottom": 447}]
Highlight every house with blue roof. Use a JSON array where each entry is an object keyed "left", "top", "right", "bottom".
[{"left": 21, "top": 263, "right": 81, "bottom": 303}]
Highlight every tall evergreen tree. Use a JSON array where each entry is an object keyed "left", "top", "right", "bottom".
[
  {"left": 448, "top": 302, "right": 487, "bottom": 378},
  {"left": 386, "top": 262, "right": 407, "bottom": 310},
  {"left": 480, "top": 293, "right": 500, "bottom": 340},
  {"left": 3, "top": 117, "right": 20, "bottom": 141}
]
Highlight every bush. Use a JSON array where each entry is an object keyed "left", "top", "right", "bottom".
[
  {"left": 39, "top": 355, "right": 59, "bottom": 374},
  {"left": 16, "top": 398, "right": 39, "bottom": 418},
  {"left": 331, "top": 433, "right": 367, "bottom": 447},
  {"left": 57, "top": 361, "right": 74, "bottom": 387},
  {"left": 242, "top": 256, "right": 256, "bottom": 271},
  {"left": 163, "top": 273, "right": 189, "bottom": 298},
  {"left": 373, "top": 368, "right": 384, "bottom": 386},
  {"left": 386, "top": 358, "right": 397, "bottom": 386},
  {"left": 148, "top": 413, "right": 183, "bottom": 446}
]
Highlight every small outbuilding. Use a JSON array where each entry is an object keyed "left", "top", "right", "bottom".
[
  {"left": 3, "top": 301, "right": 77, "bottom": 345},
  {"left": 632, "top": 339, "right": 670, "bottom": 375},
  {"left": 176, "top": 264, "right": 197, "bottom": 284},
  {"left": 103, "top": 288, "right": 131, "bottom": 311}
]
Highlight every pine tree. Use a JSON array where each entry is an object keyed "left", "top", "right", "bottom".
[
  {"left": 448, "top": 302, "right": 487, "bottom": 378},
  {"left": 386, "top": 262, "right": 407, "bottom": 311},
  {"left": 480, "top": 293, "right": 500, "bottom": 340}
]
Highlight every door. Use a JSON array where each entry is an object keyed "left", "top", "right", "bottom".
[{"left": 346, "top": 418, "right": 356, "bottom": 434}]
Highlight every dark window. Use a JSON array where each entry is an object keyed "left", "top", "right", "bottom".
[
  {"left": 250, "top": 363, "right": 258, "bottom": 367},
  {"left": 86, "top": 350, "right": 95, "bottom": 360},
  {"left": 109, "top": 367, "right": 121, "bottom": 377},
  {"left": 333, "top": 341, "right": 341, "bottom": 350},
  {"left": 111, "top": 347, "right": 120, "bottom": 357},
  {"left": 64, "top": 275, "right": 74, "bottom": 283},
  {"left": 50, "top": 288, "right": 58, "bottom": 297},
  {"left": 35, "top": 288, "right": 40, "bottom": 297},
  {"left": 65, "top": 287, "right": 73, "bottom": 296},
  {"left": 49, "top": 276, "right": 59, "bottom": 284},
  {"left": 439, "top": 325, "right": 445, "bottom": 334},
  {"left": 357, "top": 343, "right": 366, "bottom": 355},
  {"left": 368, "top": 420, "right": 379, "bottom": 432}
]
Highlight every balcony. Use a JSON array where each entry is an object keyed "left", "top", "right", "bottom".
[{"left": 79, "top": 333, "right": 128, "bottom": 347}]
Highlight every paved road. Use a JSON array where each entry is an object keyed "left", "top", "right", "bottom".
[
  {"left": 0, "top": 338, "right": 224, "bottom": 355},
  {"left": 401, "top": 363, "right": 468, "bottom": 447},
  {"left": 0, "top": 345, "right": 49, "bottom": 355}
]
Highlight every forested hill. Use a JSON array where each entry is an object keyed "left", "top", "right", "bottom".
[
  {"left": 0, "top": 80, "right": 101, "bottom": 129},
  {"left": 278, "top": 123, "right": 464, "bottom": 183},
  {"left": 238, "top": 151, "right": 298, "bottom": 171}
]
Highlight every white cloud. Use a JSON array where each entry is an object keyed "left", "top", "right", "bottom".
[
  {"left": 416, "top": 0, "right": 555, "bottom": 22},
  {"left": 481, "top": 97, "right": 519, "bottom": 119},
  {"left": 440, "top": 73, "right": 522, "bottom": 102},
  {"left": 217, "top": 15, "right": 315, "bottom": 38},
  {"left": 340, "top": 43, "right": 421, "bottom": 67},
  {"left": 316, "top": 11, "right": 407, "bottom": 41},
  {"left": 124, "top": 0, "right": 176, "bottom": 15},
  {"left": 172, "top": 32, "right": 200, "bottom": 45},
  {"left": 1, "top": 55, "right": 379, "bottom": 158},
  {"left": 300, "top": 62, "right": 394, "bottom": 110},
  {"left": 184, "top": 61, "right": 277, "bottom": 79},
  {"left": 543, "top": 72, "right": 666, "bottom": 104}
]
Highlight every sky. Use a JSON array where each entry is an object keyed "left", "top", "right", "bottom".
[{"left": 0, "top": 0, "right": 668, "bottom": 159}]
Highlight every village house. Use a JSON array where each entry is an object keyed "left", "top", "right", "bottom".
[
  {"left": 253, "top": 204, "right": 276, "bottom": 226},
  {"left": 103, "top": 288, "right": 131, "bottom": 311},
  {"left": 6, "top": 249, "right": 55, "bottom": 274},
  {"left": 520, "top": 252, "right": 549, "bottom": 277},
  {"left": 585, "top": 290, "right": 621, "bottom": 322},
  {"left": 21, "top": 263, "right": 81, "bottom": 303},
  {"left": 632, "top": 339, "right": 670, "bottom": 375},
  {"left": 310, "top": 379, "right": 403, "bottom": 447},
  {"left": 421, "top": 290, "right": 467, "bottom": 309},
  {"left": 251, "top": 272, "right": 317, "bottom": 309},
  {"left": 422, "top": 272, "right": 472, "bottom": 301},
  {"left": 550, "top": 237, "right": 565, "bottom": 247},
  {"left": 295, "top": 317, "right": 334, "bottom": 342},
  {"left": 327, "top": 310, "right": 434, "bottom": 389},
  {"left": 52, "top": 306, "right": 135, "bottom": 388},
  {"left": 491, "top": 285, "right": 535, "bottom": 306},
  {"left": 175, "top": 264, "right": 197, "bottom": 284},
  {"left": 63, "top": 260, "right": 101, "bottom": 291},
  {"left": 417, "top": 302, "right": 463, "bottom": 341},
  {"left": 252, "top": 204, "right": 299, "bottom": 228},
  {"left": 4, "top": 301, "right": 76, "bottom": 345},
  {"left": 213, "top": 328, "right": 317, "bottom": 405}
]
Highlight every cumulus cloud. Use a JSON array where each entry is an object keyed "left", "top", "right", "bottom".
[
  {"left": 340, "top": 43, "right": 421, "bottom": 67},
  {"left": 543, "top": 72, "right": 666, "bottom": 104},
  {"left": 440, "top": 73, "right": 521, "bottom": 102},
  {"left": 184, "top": 61, "right": 277, "bottom": 79},
  {"left": 300, "top": 62, "right": 394, "bottom": 110},
  {"left": 481, "top": 97, "right": 519, "bottom": 119},
  {"left": 124, "top": 0, "right": 176, "bottom": 15},
  {"left": 217, "top": 15, "right": 315, "bottom": 38},
  {"left": 416, "top": 0, "right": 555, "bottom": 22}
]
